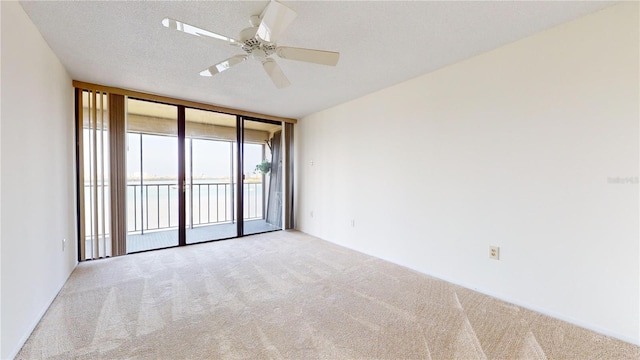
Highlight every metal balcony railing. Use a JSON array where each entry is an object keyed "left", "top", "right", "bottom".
[{"left": 126, "top": 182, "right": 262, "bottom": 234}]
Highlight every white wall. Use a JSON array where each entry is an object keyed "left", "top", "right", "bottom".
[
  {"left": 296, "top": 3, "right": 639, "bottom": 345},
  {"left": 1, "top": 2, "right": 77, "bottom": 358}
]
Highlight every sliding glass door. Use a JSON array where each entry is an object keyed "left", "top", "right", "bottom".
[
  {"left": 242, "top": 118, "right": 283, "bottom": 235},
  {"left": 126, "top": 99, "right": 179, "bottom": 252},
  {"left": 185, "top": 108, "right": 238, "bottom": 244},
  {"left": 123, "top": 104, "right": 283, "bottom": 250}
]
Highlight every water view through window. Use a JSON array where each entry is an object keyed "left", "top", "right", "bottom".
[{"left": 125, "top": 99, "right": 282, "bottom": 252}]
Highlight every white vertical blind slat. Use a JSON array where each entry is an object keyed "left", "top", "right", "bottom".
[
  {"left": 92, "top": 91, "right": 99, "bottom": 259},
  {"left": 100, "top": 93, "right": 107, "bottom": 258}
]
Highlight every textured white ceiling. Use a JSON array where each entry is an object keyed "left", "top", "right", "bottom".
[{"left": 20, "top": 1, "right": 612, "bottom": 119}]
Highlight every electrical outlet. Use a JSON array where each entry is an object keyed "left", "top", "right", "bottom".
[
  {"left": 62, "top": 238, "right": 67, "bottom": 251},
  {"left": 489, "top": 246, "right": 500, "bottom": 260}
]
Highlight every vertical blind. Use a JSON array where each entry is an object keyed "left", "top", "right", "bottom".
[
  {"left": 79, "top": 89, "right": 111, "bottom": 260},
  {"left": 78, "top": 89, "right": 127, "bottom": 260},
  {"left": 109, "top": 94, "right": 127, "bottom": 257},
  {"left": 284, "top": 122, "right": 294, "bottom": 229}
]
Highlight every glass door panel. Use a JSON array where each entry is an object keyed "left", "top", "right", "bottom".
[
  {"left": 185, "top": 108, "right": 238, "bottom": 243},
  {"left": 243, "top": 119, "right": 283, "bottom": 235},
  {"left": 126, "top": 99, "right": 179, "bottom": 252}
]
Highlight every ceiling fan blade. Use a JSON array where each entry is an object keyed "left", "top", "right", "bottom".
[
  {"left": 200, "top": 55, "right": 248, "bottom": 76},
  {"left": 262, "top": 59, "right": 290, "bottom": 89},
  {"left": 162, "top": 18, "right": 240, "bottom": 46},
  {"left": 256, "top": 1, "right": 297, "bottom": 43},
  {"left": 276, "top": 47, "right": 340, "bottom": 66}
]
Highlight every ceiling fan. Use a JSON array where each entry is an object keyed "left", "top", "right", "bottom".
[{"left": 162, "top": 0, "right": 340, "bottom": 89}]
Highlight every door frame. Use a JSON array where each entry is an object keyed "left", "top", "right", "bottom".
[{"left": 75, "top": 88, "right": 292, "bottom": 260}]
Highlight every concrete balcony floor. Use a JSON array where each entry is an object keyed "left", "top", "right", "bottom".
[{"left": 126, "top": 219, "right": 280, "bottom": 253}]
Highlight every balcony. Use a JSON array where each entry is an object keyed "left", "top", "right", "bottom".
[
  {"left": 83, "top": 180, "right": 279, "bottom": 255},
  {"left": 127, "top": 180, "right": 278, "bottom": 251}
]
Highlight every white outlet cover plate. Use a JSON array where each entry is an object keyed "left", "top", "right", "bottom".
[{"left": 489, "top": 246, "right": 500, "bottom": 260}]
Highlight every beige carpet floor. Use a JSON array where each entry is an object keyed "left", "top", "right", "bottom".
[{"left": 17, "top": 230, "right": 639, "bottom": 359}]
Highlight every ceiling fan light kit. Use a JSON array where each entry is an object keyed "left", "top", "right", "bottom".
[{"left": 162, "top": 0, "right": 340, "bottom": 89}]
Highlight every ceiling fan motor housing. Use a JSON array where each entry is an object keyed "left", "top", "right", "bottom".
[{"left": 240, "top": 27, "right": 276, "bottom": 58}]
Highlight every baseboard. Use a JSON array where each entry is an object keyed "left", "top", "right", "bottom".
[
  {"left": 420, "top": 270, "right": 640, "bottom": 347},
  {"left": 298, "top": 230, "right": 640, "bottom": 347},
  {"left": 6, "top": 263, "right": 78, "bottom": 360}
]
